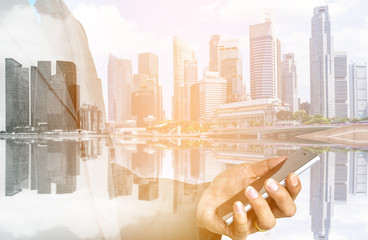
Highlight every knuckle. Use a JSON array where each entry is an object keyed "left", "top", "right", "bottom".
[
  {"left": 262, "top": 218, "right": 276, "bottom": 230},
  {"left": 286, "top": 204, "right": 297, "bottom": 217}
]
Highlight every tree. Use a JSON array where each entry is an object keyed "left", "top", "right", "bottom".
[
  {"left": 276, "top": 110, "right": 293, "bottom": 121},
  {"left": 293, "top": 110, "right": 307, "bottom": 122}
]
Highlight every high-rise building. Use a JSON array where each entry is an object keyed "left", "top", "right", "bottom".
[
  {"left": 56, "top": 61, "right": 79, "bottom": 129},
  {"left": 281, "top": 53, "right": 299, "bottom": 113},
  {"left": 209, "top": 35, "right": 220, "bottom": 72},
  {"left": 249, "top": 19, "right": 279, "bottom": 100},
  {"left": 31, "top": 61, "right": 50, "bottom": 128},
  {"left": 34, "top": 0, "right": 106, "bottom": 125},
  {"left": 310, "top": 6, "right": 335, "bottom": 118},
  {"left": 173, "top": 36, "right": 195, "bottom": 121},
  {"left": 199, "top": 69, "right": 226, "bottom": 122},
  {"left": 137, "top": 52, "right": 163, "bottom": 122},
  {"left": 131, "top": 89, "right": 155, "bottom": 127},
  {"left": 138, "top": 52, "right": 159, "bottom": 84},
  {"left": 190, "top": 83, "right": 200, "bottom": 122},
  {"left": 334, "top": 52, "right": 349, "bottom": 118},
  {"left": 108, "top": 54, "right": 132, "bottom": 126},
  {"left": 349, "top": 63, "right": 367, "bottom": 119},
  {"left": 5, "top": 58, "right": 29, "bottom": 132},
  {"left": 218, "top": 38, "right": 243, "bottom": 103},
  {"left": 276, "top": 39, "right": 282, "bottom": 100},
  {"left": 183, "top": 59, "right": 198, "bottom": 121}
]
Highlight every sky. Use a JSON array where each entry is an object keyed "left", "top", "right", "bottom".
[
  {"left": 60, "top": 0, "right": 368, "bottom": 119},
  {"left": 5, "top": 0, "right": 368, "bottom": 120}
]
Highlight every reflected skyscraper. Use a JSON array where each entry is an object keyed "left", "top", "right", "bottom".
[
  {"left": 310, "top": 152, "right": 335, "bottom": 240},
  {"left": 3, "top": 139, "right": 80, "bottom": 196},
  {"left": 349, "top": 151, "right": 368, "bottom": 195},
  {"left": 309, "top": 150, "right": 368, "bottom": 240},
  {"left": 310, "top": 6, "right": 335, "bottom": 118},
  {"left": 5, "top": 140, "right": 30, "bottom": 196}
]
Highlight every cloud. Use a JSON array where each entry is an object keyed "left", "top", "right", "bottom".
[
  {"left": 0, "top": 3, "right": 55, "bottom": 130},
  {"left": 72, "top": 4, "right": 173, "bottom": 117}
]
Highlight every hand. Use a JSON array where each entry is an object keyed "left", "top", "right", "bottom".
[{"left": 196, "top": 157, "right": 302, "bottom": 240}]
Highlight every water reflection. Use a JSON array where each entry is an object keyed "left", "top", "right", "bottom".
[
  {"left": 310, "top": 151, "right": 367, "bottom": 240},
  {"left": 4, "top": 139, "right": 80, "bottom": 196},
  {"left": 0, "top": 137, "right": 367, "bottom": 239}
]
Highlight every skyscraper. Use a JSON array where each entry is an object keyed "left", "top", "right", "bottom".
[
  {"left": 199, "top": 69, "right": 226, "bottom": 122},
  {"left": 5, "top": 58, "right": 29, "bottom": 132},
  {"left": 209, "top": 35, "right": 220, "bottom": 72},
  {"left": 249, "top": 19, "right": 279, "bottom": 100},
  {"left": 310, "top": 6, "right": 335, "bottom": 118},
  {"left": 34, "top": 0, "right": 106, "bottom": 125},
  {"left": 138, "top": 52, "right": 159, "bottom": 84},
  {"left": 218, "top": 38, "right": 243, "bottom": 103},
  {"left": 334, "top": 52, "right": 349, "bottom": 118},
  {"left": 31, "top": 61, "right": 50, "bottom": 128},
  {"left": 281, "top": 53, "right": 299, "bottom": 113},
  {"left": 183, "top": 59, "right": 198, "bottom": 121},
  {"left": 276, "top": 39, "right": 282, "bottom": 100},
  {"left": 173, "top": 36, "right": 195, "bottom": 121},
  {"left": 56, "top": 61, "right": 79, "bottom": 129},
  {"left": 108, "top": 54, "right": 132, "bottom": 126},
  {"left": 349, "top": 63, "right": 367, "bottom": 119},
  {"left": 137, "top": 52, "right": 163, "bottom": 122}
]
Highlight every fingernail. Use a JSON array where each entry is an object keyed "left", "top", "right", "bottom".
[
  {"left": 234, "top": 201, "right": 244, "bottom": 214},
  {"left": 290, "top": 174, "right": 298, "bottom": 187},
  {"left": 266, "top": 179, "right": 279, "bottom": 192},
  {"left": 246, "top": 186, "right": 259, "bottom": 199}
]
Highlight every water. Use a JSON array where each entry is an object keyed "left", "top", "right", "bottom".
[{"left": 0, "top": 136, "right": 367, "bottom": 240}]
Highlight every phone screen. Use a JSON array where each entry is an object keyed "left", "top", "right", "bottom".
[{"left": 216, "top": 149, "right": 319, "bottom": 225}]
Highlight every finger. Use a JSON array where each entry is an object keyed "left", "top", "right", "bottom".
[
  {"left": 245, "top": 186, "right": 276, "bottom": 231},
  {"left": 230, "top": 201, "right": 248, "bottom": 239},
  {"left": 264, "top": 178, "right": 296, "bottom": 218},
  {"left": 285, "top": 173, "right": 302, "bottom": 200},
  {"left": 249, "top": 156, "right": 287, "bottom": 177}
]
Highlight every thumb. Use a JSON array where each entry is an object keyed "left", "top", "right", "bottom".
[{"left": 231, "top": 201, "right": 248, "bottom": 239}]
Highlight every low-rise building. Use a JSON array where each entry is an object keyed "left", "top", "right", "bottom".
[{"left": 215, "top": 99, "right": 289, "bottom": 128}]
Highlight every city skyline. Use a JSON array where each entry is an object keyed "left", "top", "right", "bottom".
[
  {"left": 63, "top": 0, "right": 368, "bottom": 119},
  {"left": 2, "top": 0, "right": 368, "bottom": 130}
]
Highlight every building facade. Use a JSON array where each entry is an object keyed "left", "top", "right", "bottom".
[
  {"left": 281, "top": 53, "right": 299, "bottom": 113},
  {"left": 108, "top": 54, "right": 132, "bottom": 126},
  {"left": 349, "top": 63, "right": 367, "bottom": 119},
  {"left": 199, "top": 69, "right": 226, "bottom": 123},
  {"left": 218, "top": 38, "right": 243, "bottom": 103},
  {"left": 215, "top": 99, "right": 288, "bottom": 128},
  {"left": 183, "top": 59, "right": 198, "bottom": 121},
  {"left": 249, "top": 20, "right": 279, "bottom": 100},
  {"left": 310, "top": 6, "right": 335, "bottom": 118},
  {"left": 334, "top": 52, "right": 349, "bottom": 118},
  {"left": 172, "top": 36, "right": 195, "bottom": 121},
  {"left": 5, "top": 58, "right": 29, "bottom": 132},
  {"left": 209, "top": 35, "right": 220, "bottom": 72}
]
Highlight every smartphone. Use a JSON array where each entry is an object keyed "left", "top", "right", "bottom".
[{"left": 216, "top": 149, "right": 320, "bottom": 225}]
